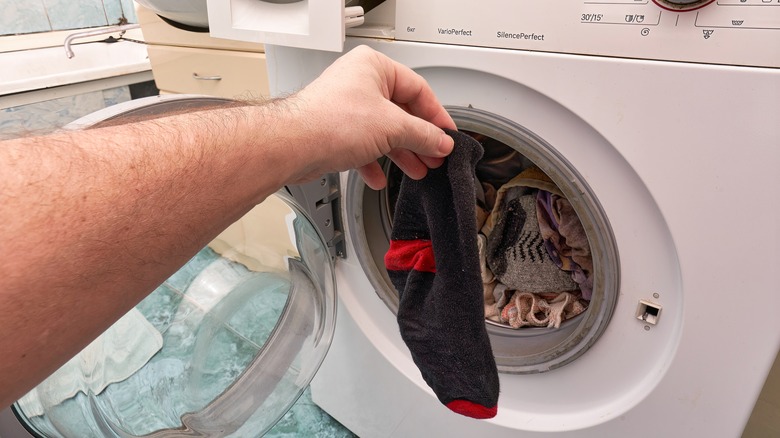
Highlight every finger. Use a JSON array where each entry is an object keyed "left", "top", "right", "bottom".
[
  {"left": 419, "top": 154, "right": 446, "bottom": 169},
  {"left": 357, "top": 161, "right": 387, "bottom": 190},
  {"left": 386, "top": 148, "right": 429, "bottom": 181},
  {"left": 392, "top": 101, "right": 452, "bottom": 161},
  {"left": 379, "top": 55, "right": 457, "bottom": 130},
  {"left": 387, "top": 105, "right": 455, "bottom": 159}
]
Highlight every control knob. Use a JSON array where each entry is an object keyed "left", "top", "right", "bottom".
[{"left": 652, "top": 0, "right": 715, "bottom": 11}]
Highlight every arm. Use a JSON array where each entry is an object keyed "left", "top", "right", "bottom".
[{"left": 0, "top": 45, "right": 455, "bottom": 408}]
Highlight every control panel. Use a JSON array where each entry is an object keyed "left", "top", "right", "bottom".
[{"left": 394, "top": 0, "right": 780, "bottom": 67}]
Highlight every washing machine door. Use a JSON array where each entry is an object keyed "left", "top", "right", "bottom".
[{"left": 0, "top": 95, "right": 337, "bottom": 438}]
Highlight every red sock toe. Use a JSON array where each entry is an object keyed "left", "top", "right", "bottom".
[{"left": 446, "top": 399, "right": 498, "bottom": 419}]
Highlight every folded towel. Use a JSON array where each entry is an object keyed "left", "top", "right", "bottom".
[
  {"left": 17, "top": 308, "right": 163, "bottom": 417},
  {"left": 385, "top": 129, "right": 500, "bottom": 420}
]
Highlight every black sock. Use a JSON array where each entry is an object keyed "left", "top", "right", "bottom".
[{"left": 384, "top": 129, "right": 500, "bottom": 419}]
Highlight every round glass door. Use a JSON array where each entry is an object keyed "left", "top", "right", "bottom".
[{"left": 12, "top": 96, "right": 337, "bottom": 437}]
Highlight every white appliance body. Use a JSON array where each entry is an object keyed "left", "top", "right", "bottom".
[
  {"left": 3, "top": 1, "right": 777, "bottom": 437},
  {"left": 264, "top": 1, "right": 780, "bottom": 436}
]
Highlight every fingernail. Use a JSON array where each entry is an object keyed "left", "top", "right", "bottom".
[{"left": 438, "top": 133, "right": 454, "bottom": 156}]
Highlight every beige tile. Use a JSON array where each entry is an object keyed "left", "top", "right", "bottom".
[
  {"left": 743, "top": 400, "right": 780, "bottom": 438},
  {"left": 743, "top": 352, "right": 780, "bottom": 437},
  {"left": 758, "top": 352, "right": 780, "bottom": 407}
]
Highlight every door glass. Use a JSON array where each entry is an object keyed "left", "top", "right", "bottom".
[
  {"left": 14, "top": 192, "right": 336, "bottom": 437},
  {"left": 13, "top": 96, "right": 337, "bottom": 436}
]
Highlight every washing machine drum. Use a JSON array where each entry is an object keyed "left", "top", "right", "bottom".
[
  {"left": 12, "top": 96, "right": 336, "bottom": 437},
  {"left": 348, "top": 106, "right": 621, "bottom": 374}
]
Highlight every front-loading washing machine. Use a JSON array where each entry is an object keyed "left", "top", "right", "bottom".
[
  {"left": 2, "top": 1, "right": 778, "bottom": 437},
  {"left": 255, "top": 1, "right": 780, "bottom": 436}
]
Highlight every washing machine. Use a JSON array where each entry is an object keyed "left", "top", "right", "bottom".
[
  {"left": 2, "top": 1, "right": 778, "bottom": 437},
  {"left": 252, "top": 0, "right": 779, "bottom": 436}
]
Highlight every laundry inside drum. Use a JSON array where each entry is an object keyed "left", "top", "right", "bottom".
[
  {"left": 383, "top": 131, "right": 592, "bottom": 333},
  {"left": 351, "top": 106, "right": 619, "bottom": 373}
]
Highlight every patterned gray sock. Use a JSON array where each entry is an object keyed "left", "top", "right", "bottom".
[{"left": 487, "top": 190, "right": 579, "bottom": 293}]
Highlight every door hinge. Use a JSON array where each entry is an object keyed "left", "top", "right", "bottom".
[{"left": 286, "top": 173, "right": 345, "bottom": 259}]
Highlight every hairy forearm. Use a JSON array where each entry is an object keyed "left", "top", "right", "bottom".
[
  {"left": 0, "top": 101, "right": 303, "bottom": 408},
  {"left": 0, "top": 44, "right": 457, "bottom": 409}
]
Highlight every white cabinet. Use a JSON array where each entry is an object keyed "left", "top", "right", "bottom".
[{"left": 138, "top": 6, "right": 269, "bottom": 99}]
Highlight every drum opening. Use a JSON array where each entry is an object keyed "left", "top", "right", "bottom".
[{"left": 347, "top": 106, "right": 620, "bottom": 373}]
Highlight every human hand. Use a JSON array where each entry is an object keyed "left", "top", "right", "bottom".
[{"left": 289, "top": 45, "right": 456, "bottom": 190}]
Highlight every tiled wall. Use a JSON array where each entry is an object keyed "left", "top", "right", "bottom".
[{"left": 0, "top": 0, "right": 137, "bottom": 36}]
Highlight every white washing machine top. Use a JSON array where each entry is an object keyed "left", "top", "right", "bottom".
[
  {"left": 197, "top": 0, "right": 780, "bottom": 63},
  {"left": 391, "top": 0, "right": 780, "bottom": 67}
]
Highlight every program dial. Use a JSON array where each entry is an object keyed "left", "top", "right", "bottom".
[{"left": 652, "top": 0, "right": 716, "bottom": 11}]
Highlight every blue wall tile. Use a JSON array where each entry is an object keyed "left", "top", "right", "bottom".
[
  {"left": 105, "top": 0, "right": 137, "bottom": 24},
  {"left": 0, "top": 0, "right": 51, "bottom": 36},
  {"left": 0, "top": 0, "right": 136, "bottom": 36},
  {"left": 103, "top": 0, "right": 125, "bottom": 25},
  {"left": 120, "top": 0, "right": 137, "bottom": 23},
  {"left": 43, "top": 0, "right": 108, "bottom": 31}
]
